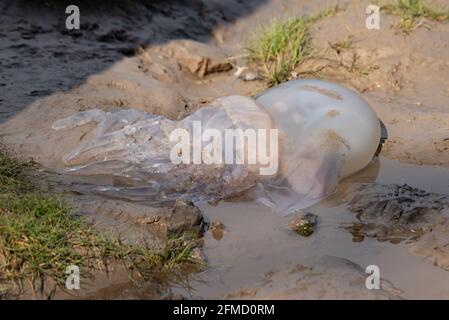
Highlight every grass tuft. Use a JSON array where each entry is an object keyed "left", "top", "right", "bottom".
[
  {"left": 0, "top": 146, "right": 199, "bottom": 297},
  {"left": 245, "top": 5, "right": 342, "bottom": 85},
  {"left": 246, "top": 16, "right": 311, "bottom": 85},
  {"left": 0, "top": 150, "right": 34, "bottom": 194},
  {"left": 382, "top": 0, "right": 449, "bottom": 33}
]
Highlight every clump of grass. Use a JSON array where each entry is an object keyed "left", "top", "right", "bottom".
[
  {"left": 382, "top": 0, "right": 449, "bottom": 33},
  {"left": 0, "top": 149, "right": 34, "bottom": 194},
  {"left": 245, "top": 5, "right": 342, "bottom": 85},
  {"left": 306, "top": 4, "right": 343, "bottom": 24},
  {"left": 0, "top": 147, "right": 198, "bottom": 297},
  {"left": 246, "top": 16, "right": 311, "bottom": 85}
]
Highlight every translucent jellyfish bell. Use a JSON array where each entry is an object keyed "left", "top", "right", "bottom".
[{"left": 254, "top": 79, "right": 381, "bottom": 213}]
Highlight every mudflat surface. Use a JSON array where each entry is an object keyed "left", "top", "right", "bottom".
[{"left": 1, "top": 0, "right": 449, "bottom": 299}]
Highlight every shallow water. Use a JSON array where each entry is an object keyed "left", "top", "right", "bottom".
[{"left": 182, "top": 157, "right": 449, "bottom": 299}]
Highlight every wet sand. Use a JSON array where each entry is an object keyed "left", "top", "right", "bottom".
[{"left": 1, "top": 0, "right": 449, "bottom": 299}]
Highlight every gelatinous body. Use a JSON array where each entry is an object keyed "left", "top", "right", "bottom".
[
  {"left": 53, "top": 80, "right": 381, "bottom": 214},
  {"left": 256, "top": 80, "right": 381, "bottom": 178},
  {"left": 254, "top": 80, "right": 381, "bottom": 213},
  {"left": 53, "top": 96, "right": 271, "bottom": 204}
]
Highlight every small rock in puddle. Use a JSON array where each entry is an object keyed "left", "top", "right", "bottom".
[
  {"left": 189, "top": 247, "right": 206, "bottom": 264},
  {"left": 167, "top": 200, "right": 205, "bottom": 237},
  {"left": 288, "top": 212, "right": 318, "bottom": 237},
  {"left": 210, "top": 219, "right": 225, "bottom": 240}
]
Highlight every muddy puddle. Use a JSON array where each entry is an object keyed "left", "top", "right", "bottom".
[{"left": 174, "top": 157, "right": 449, "bottom": 299}]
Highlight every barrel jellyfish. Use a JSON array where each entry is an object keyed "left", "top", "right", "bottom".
[{"left": 52, "top": 79, "right": 382, "bottom": 214}]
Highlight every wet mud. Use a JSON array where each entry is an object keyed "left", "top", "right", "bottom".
[{"left": 2, "top": 0, "right": 449, "bottom": 299}]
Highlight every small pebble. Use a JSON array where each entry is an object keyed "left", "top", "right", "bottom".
[
  {"left": 288, "top": 212, "right": 318, "bottom": 237},
  {"left": 243, "top": 72, "right": 259, "bottom": 81},
  {"left": 210, "top": 219, "right": 225, "bottom": 240}
]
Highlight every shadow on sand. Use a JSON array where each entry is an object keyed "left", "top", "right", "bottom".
[{"left": 0, "top": 0, "right": 268, "bottom": 123}]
